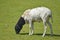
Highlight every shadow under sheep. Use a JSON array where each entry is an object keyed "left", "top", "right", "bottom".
[{"left": 19, "top": 33, "right": 60, "bottom": 37}]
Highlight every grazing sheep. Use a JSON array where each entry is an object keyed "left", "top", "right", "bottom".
[{"left": 15, "top": 7, "right": 53, "bottom": 37}]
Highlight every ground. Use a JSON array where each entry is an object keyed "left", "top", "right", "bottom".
[{"left": 0, "top": 0, "right": 60, "bottom": 40}]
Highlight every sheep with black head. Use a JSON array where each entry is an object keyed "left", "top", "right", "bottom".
[{"left": 15, "top": 7, "right": 53, "bottom": 37}]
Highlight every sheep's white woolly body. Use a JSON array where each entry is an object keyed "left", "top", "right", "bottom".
[
  {"left": 22, "top": 7, "right": 51, "bottom": 22},
  {"left": 22, "top": 7, "right": 53, "bottom": 37}
]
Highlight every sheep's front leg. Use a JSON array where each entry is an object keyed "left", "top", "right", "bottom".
[
  {"left": 29, "top": 20, "right": 34, "bottom": 35},
  {"left": 42, "top": 20, "right": 47, "bottom": 37}
]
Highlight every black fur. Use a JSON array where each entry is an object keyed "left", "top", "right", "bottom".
[{"left": 15, "top": 17, "right": 25, "bottom": 34}]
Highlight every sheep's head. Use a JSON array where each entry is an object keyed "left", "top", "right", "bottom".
[{"left": 15, "top": 17, "right": 25, "bottom": 34}]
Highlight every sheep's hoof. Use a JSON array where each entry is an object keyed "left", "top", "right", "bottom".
[
  {"left": 51, "top": 34, "right": 53, "bottom": 36},
  {"left": 42, "top": 35, "right": 45, "bottom": 37},
  {"left": 29, "top": 34, "right": 32, "bottom": 36}
]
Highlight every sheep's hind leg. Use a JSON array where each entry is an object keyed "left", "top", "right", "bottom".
[
  {"left": 47, "top": 21, "right": 53, "bottom": 36},
  {"left": 42, "top": 20, "right": 47, "bottom": 37}
]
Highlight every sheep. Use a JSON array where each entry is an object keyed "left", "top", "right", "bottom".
[{"left": 15, "top": 7, "right": 53, "bottom": 37}]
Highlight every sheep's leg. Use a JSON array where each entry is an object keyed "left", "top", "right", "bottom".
[
  {"left": 42, "top": 20, "right": 47, "bottom": 37},
  {"left": 29, "top": 20, "right": 34, "bottom": 35},
  {"left": 47, "top": 21, "right": 53, "bottom": 35},
  {"left": 31, "top": 22, "right": 34, "bottom": 35}
]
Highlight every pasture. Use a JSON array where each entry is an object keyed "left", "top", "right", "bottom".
[{"left": 0, "top": 0, "right": 60, "bottom": 40}]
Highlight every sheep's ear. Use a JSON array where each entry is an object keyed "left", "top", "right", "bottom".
[{"left": 20, "top": 17, "right": 23, "bottom": 19}]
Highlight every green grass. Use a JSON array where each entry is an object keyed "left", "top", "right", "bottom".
[{"left": 0, "top": 0, "right": 60, "bottom": 40}]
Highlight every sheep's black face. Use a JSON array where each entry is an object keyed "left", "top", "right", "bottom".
[{"left": 15, "top": 17, "right": 25, "bottom": 34}]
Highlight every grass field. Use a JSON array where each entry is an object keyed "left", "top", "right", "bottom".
[{"left": 0, "top": 0, "right": 60, "bottom": 40}]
